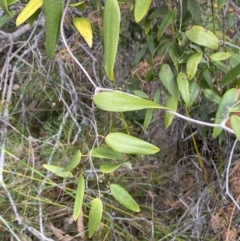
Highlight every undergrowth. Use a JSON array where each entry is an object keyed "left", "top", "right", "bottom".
[{"left": 1, "top": 0, "right": 240, "bottom": 240}]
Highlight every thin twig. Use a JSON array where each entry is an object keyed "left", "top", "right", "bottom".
[{"left": 225, "top": 139, "right": 240, "bottom": 210}]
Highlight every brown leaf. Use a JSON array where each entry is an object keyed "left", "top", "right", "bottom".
[
  {"left": 48, "top": 222, "right": 74, "bottom": 241},
  {"left": 77, "top": 209, "right": 86, "bottom": 240}
]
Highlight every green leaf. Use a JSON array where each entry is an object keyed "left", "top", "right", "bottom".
[
  {"left": 157, "top": 8, "right": 176, "bottom": 40},
  {"left": 90, "top": 147, "right": 123, "bottom": 160},
  {"left": 177, "top": 72, "right": 189, "bottom": 105},
  {"left": 210, "top": 52, "right": 231, "bottom": 61},
  {"left": 153, "top": 88, "right": 161, "bottom": 103},
  {"left": 134, "top": 0, "right": 152, "bottom": 23},
  {"left": 144, "top": 19, "right": 152, "bottom": 35},
  {"left": 213, "top": 88, "right": 238, "bottom": 138},
  {"left": 221, "top": 63, "right": 240, "bottom": 86},
  {"left": 73, "top": 17, "right": 93, "bottom": 48},
  {"left": 230, "top": 106, "right": 240, "bottom": 112},
  {"left": 69, "top": 2, "right": 86, "bottom": 11},
  {"left": 159, "top": 64, "right": 179, "bottom": 97},
  {"left": 100, "top": 161, "right": 132, "bottom": 173},
  {"left": 93, "top": 91, "right": 169, "bottom": 112},
  {"left": 147, "top": 7, "right": 168, "bottom": 19},
  {"left": 217, "top": 0, "right": 228, "bottom": 8},
  {"left": 133, "top": 90, "right": 148, "bottom": 99},
  {"left": 105, "top": 132, "right": 160, "bottom": 155},
  {"left": 27, "top": 8, "right": 41, "bottom": 26},
  {"left": 169, "top": 43, "right": 181, "bottom": 72},
  {"left": 186, "top": 52, "right": 202, "bottom": 80},
  {"left": 110, "top": 184, "right": 140, "bottom": 212},
  {"left": 103, "top": 0, "right": 120, "bottom": 80},
  {"left": 63, "top": 150, "right": 81, "bottom": 172},
  {"left": 188, "top": 0, "right": 202, "bottom": 25},
  {"left": 144, "top": 108, "right": 153, "bottom": 130},
  {"left": 185, "top": 25, "right": 219, "bottom": 50},
  {"left": 189, "top": 82, "right": 200, "bottom": 107},
  {"left": 73, "top": 174, "right": 85, "bottom": 221},
  {"left": 0, "top": 0, "right": 10, "bottom": 15},
  {"left": 203, "top": 89, "right": 221, "bottom": 104},
  {"left": 165, "top": 96, "right": 178, "bottom": 128},
  {"left": 0, "top": 10, "right": 15, "bottom": 27},
  {"left": 6, "top": 0, "right": 19, "bottom": 5},
  {"left": 88, "top": 198, "right": 103, "bottom": 238},
  {"left": 133, "top": 46, "right": 148, "bottom": 66},
  {"left": 231, "top": 115, "right": 240, "bottom": 140},
  {"left": 16, "top": 0, "right": 42, "bottom": 26},
  {"left": 43, "top": 164, "right": 73, "bottom": 178},
  {"left": 43, "top": 0, "right": 63, "bottom": 59}
]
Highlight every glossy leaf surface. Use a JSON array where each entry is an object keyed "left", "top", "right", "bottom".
[
  {"left": 90, "top": 147, "right": 123, "bottom": 160},
  {"left": 159, "top": 64, "right": 179, "bottom": 97},
  {"left": 93, "top": 91, "right": 168, "bottom": 112},
  {"left": 106, "top": 132, "right": 160, "bottom": 155},
  {"left": 110, "top": 184, "right": 140, "bottom": 212},
  {"left": 187, "top": 52, "right": 202, "bottom": 80},
  {"left": 185, "top": 25, "right": 219, "bottom": 49},
  {"left": 100, "top": 162, "right": 132, "bottom": 173}
]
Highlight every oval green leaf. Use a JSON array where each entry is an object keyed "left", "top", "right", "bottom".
[
  {"left": 185, "top": 25, "right": 219, "bottom": 50},
  {"left": 63, "top": 150, "right": 81, "bottom": 172},
  {"left": 203, "top": 89, "right": 221, "bottom": 104},
  {"left": 43, "top": 0, "right": 64, "bottom": 59},
  {"left": 100, "top": 161, "right": 132, "bottom": 173},
  {"left": 105, "top": 132, "right": 159, "bottom": 155},
  {"left": 213, "top": 88, "right": 238, "bottom": 138},
  {"left": 177, "top": 72, "right": 189, "bottom": 105},
  {"left": 110, "top": 184, "right": 140, "bottom": 212},
  {"left": 88, "top": 198, "right": 103, "bottom": 238},
  {"left": 210, "top": 52, "right": 231, "bottom": 61},
  {"left": 159, "top": 64, "right": 179, "bottom": 97},
  {"left": 43, "top": 164, "right": 73, "bottom": 178},
  {"left": 93, "top": 91, "right": 169, "bottom": 112},
  {"left": 189, "top": 82, "right": 200, "bottom": 106},
  {"left": 103, "top": 0, "right": 120, "bottom": 80},
  {"left": 73, "top": 174, "right": 85, "bottom": 221},
  {"left": 134, "top": 0, "right": 152, "bottom": 23},
  {"left": 186, "top": 52, "right": 202, "bottom": 80},
  {"left": 73, "top": 17, "right": 92, "bottom": 48},
  {"left": 16, "top": 0, "right": 42, "bottom": 26},
  {"left": 231, "top": 115, "right": 240, "bottom": 140},
  {"left": 90, "top": 147, "right": 123, "bottom": 160}
]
